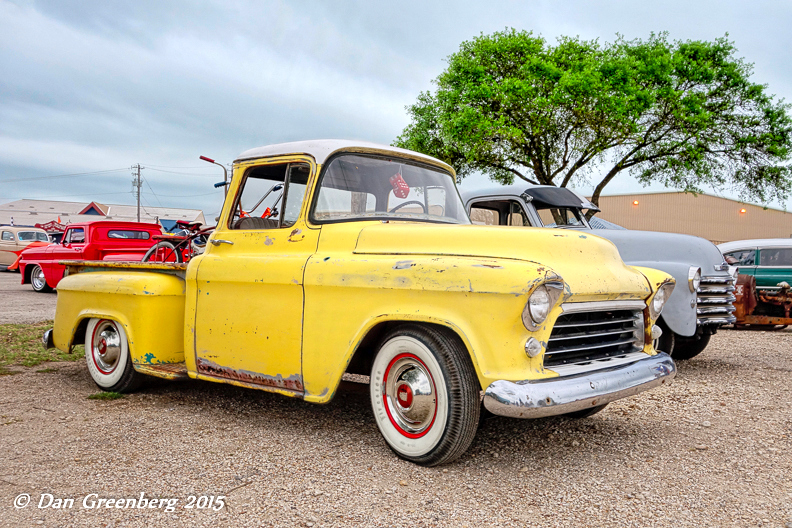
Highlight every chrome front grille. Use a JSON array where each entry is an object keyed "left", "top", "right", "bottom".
[
  {"left": 696, "top": 276, "right": 736, "bottom": 325},
  {"left": 545, "top": 302, "right": 645, "bottom": 375}
]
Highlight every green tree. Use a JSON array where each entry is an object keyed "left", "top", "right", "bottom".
[{"left": 395, "top": 30, "right": 792, "bottom": 209}]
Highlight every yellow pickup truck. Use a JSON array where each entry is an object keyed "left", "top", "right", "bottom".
[{"left": 45, "top": 140, "right": 676, "bottom": 466}]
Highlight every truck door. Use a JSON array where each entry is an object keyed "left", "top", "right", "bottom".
[
  {"left": 47, "top": 227, "right": 86, "bottom": 285},
  {"left": 192, "top": 160, "right": 318, "bottom": 395}
]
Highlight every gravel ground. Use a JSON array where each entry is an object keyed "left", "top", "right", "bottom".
[
  {"left": 0, "top": 296, "right": 790, "bottom": 526},
  {"left": 0, "top": 271, "right": 56, "bottom": 323}
]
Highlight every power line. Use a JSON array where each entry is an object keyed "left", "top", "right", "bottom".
[
  {"left": 0, "top": 191, "right": 133, "bottom": 201},
  {"left": 141, "top": 163, "right": 218, "bottom": 169},
  {"left": 0, "top": 168, "right": 129, "bottom": 184},
  {"left": 141, "top": 175, "right": 163, "bottom": 207},
  {"left": 142, "top": 191, "right": 219, "bottom": 198},
  {"left": 143, "top": 167, "right": 220, "bottom": 176}
]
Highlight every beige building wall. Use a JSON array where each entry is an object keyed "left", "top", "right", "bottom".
[{"left": 594, "top": 192, "right": 792, "bottom": 245}]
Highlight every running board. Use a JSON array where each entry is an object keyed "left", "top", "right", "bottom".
[{"left": 133, "top": 362, "right": 189, "bottom": 380}]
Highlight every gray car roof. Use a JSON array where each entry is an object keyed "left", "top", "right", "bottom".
[
  {"left": 235, "top": 139, "right": 450, "bottom": 169},
  {"left": 460, "top": 183, "right": 598, "bottom": 210}
]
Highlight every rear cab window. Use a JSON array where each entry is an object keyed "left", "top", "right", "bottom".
[
  {"left": 105, "top": 230, "right": 151, "bottom": 240},
  {"left": 1, "top": 231, "right": 13, "bottom": 242}
]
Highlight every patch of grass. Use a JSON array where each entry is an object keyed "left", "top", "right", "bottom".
[
  {"left": 0, "top": 321, "right": 83, "bottom": 370},
  {"left": 87, "top": 392, "right": 124, "bottom": 401},
  {"left": 36, "top": 367, "right": 59, "bottom": 373}
]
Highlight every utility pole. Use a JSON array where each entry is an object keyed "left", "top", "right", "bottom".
[{"left": 131, "top": 164, "right": 143, "bottom": 222}]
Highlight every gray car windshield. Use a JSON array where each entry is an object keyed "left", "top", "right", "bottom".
[{"left": 312, "top": 155, "right": 469, "bottom": 224}]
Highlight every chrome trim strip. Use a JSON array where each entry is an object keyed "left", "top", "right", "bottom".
[
  {"left": 546, "top": 336, "right": 638, "bottom": 355},
  {"left": 552, "top": 315, "right": 640, "bottom": 328},
  {"left": 547, "top": 350, "right": 648, "bottom": 377},
  {"left": 483, "top": 353, "right": 676, "bottom": 419},
  {"left": 548, "top": 328, "right": 636, "bottom": 342},
  {"left": 697, "top": 315, "right": 737, "bottom": 325},
  {"left": 697, "top": 286, "right": 735, "bottom": 294},
  {"left": 697, "top": 294, "right": 736, "bottom": 304},
  {"left": 697, "top": 305, "right": 736, "bottom": 315},
  {"left": 700, "top": 277, "right": 732, "bottom": 284},
  {"left": 560, "top": 300, "right": 646, "bottom": 314}
]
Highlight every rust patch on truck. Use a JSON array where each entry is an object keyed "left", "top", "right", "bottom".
[{"left": 196, "top": 357, "right": 304, "bottom": 391}]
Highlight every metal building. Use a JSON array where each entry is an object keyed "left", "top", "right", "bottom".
[{"left": 594, "top": 192, "right": 792, "bottom": 244}]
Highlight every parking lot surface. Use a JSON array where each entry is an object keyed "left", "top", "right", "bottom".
[
  {"left": 0, "top": 271, "right": 56, "bottom": 323},
  {"left": 0, "top": 291, "right": 790, "bottom": 527}
]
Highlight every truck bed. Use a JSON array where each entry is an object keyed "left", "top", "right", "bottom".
[{"left": 60, "top": 260, "right": 188, "bottom": 278}]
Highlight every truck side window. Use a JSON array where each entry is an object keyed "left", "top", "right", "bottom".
[
  {"left": 724, "top": 250, "right": 755, "bottom": 266},
  {"left": 1, "top": 231, "right": 13, "bottom": 241},
  {"left": 65, "top": 228, "right": 85, "bottom": 244},
  {"left": 232, "top": 164, "right": 288, "bottom": 230}
]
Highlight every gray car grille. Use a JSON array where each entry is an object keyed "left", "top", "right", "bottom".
[
  {"left": 544, "top": 308, "right": 645, "bottom": 370},
  {"left": 696, "top": 276, "right": 736, "bottom": 325}
]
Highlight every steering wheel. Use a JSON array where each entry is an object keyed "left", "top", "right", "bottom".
[{"left": 388, "top": 200, "right": 427, "bottom": 213}]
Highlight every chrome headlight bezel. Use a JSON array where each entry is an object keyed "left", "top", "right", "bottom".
[
  {"left": 728, "top": 265, "right": 739, "bottom": 282},
  {"left": 649, "top": 282, "right": 675, "bottom": 320},
  {"left": 688, "top": 266, "right": 701, "bottom": 293},
  {"left": 522, "top": 281, "right": 563, "bottom": 331}
]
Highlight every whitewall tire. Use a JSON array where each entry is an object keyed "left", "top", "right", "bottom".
[
  {"left": 84, "top": 318, "right": 145, "bottom": 392},
  {"left": 370, "top": 324, "right": 479, "bottom": 466}
]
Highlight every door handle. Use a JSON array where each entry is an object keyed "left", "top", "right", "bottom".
[{"left": 211, "top": 239, "right": 234, "bottom": 246}]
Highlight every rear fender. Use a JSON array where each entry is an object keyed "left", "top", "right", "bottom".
[{"left": 53, "top": 271, "right": 186, "bottom": 367}]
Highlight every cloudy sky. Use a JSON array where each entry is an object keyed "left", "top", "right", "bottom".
[{"left": 2, "top": 0, "right": 791, "bottom": 220}]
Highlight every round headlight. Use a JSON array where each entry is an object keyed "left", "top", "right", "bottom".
[
  {"left": 650, "top": 283, "right": 674, "bottom": 319},
  {"left": 528, "top": 285, "right": 551, "bottom": 325},
  {"left": 688, "top": 267, "right": 701, "bottom": 293}
]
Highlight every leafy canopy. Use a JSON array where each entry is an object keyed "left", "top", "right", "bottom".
[{"left": 394, "top": 30, "right": 792, "bottom": 207}]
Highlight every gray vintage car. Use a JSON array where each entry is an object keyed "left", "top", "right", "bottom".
[{"left": 461, "top": 184, "right": 737, "bottom": 359}]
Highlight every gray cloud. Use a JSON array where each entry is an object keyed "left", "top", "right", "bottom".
[{"left": 2, "top": 0, "right": 791, "bottom": 218}]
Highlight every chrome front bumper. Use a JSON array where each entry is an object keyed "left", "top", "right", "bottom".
[{"left": 483, "top": 352, "right": 676, "bottom": 419}]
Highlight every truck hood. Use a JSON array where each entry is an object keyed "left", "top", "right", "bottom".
[
  {"left": 354, "top": 223, "right": 652, "bottom": 301},
  {"left": 589, "top": 229, "right": 728, "bottom": 278}
]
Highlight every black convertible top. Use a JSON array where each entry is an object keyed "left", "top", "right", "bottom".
[{"left": 522, "top": 187, "right": 600, "bottom": 212}]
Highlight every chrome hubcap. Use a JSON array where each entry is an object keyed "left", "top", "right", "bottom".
[
  {"left": 32, "top": 268, "right": 46, "bottom": 289},
  {"left": 384, "top": 354, "right": 437, "bottom": 435},
  {"left": 92, "top": 321, "right": 121, "bottom": 374}
]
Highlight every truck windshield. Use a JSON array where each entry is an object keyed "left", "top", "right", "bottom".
[
  {"left": 312, "top": 154, "right": 469, "bottom": 224},
  {"left": 537, "top": 207, "right": 587, "bottom": 228}
]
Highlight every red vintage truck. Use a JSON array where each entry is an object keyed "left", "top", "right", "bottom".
[{"left": 19, "top": 221, "right": 162, "bottom": 292}]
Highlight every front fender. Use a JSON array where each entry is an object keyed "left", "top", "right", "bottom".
[
  {"left": 302, "top": 254, "right": 558, "bottom": 403},
  {"left": 53, "top": 271, "right": 186, "bottom": 366},
  {"left": 630, "top": 261, "right": 696, "bottom": 336}
]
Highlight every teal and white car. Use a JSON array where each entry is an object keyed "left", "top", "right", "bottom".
[{"left": 719, "top": 239, "right": 792, "bottom": 292}]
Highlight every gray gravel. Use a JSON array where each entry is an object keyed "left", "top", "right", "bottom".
[
  {"left": 0, "top": 271, "right": 55, "bottom": 323},
  {"left": 0, "top": 295, "right": 790, "bottom": 526}
]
